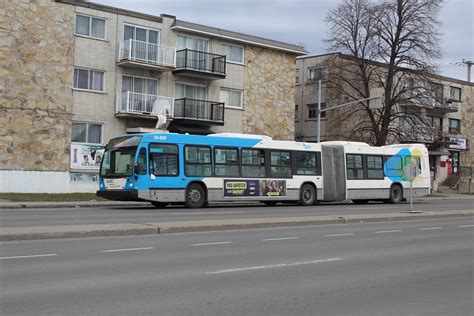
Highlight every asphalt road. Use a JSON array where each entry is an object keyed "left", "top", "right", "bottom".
[
  {"left": 0, "top": 197, "right": 473, "bottom": 227},
  {"left": 1, "top": 217, "right": 473, "bottom": 315}
]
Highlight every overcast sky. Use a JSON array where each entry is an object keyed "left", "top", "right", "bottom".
[{"left": 95, "top": 0, "right": 473, "bottom": 81}]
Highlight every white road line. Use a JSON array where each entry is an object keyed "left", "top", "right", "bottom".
[
  {"left": 458, "top": 224, "right": 474, "bottom": 228},
  {"left": 191, "top": 242, "right": 232, "bottom": 246},
  {"left": 262, "top": 237, "right": 299, "bottom": 241},
  {"left": 172, "top": 211, "right": 245, "bottom": 215},
  {"left": 205, "top": 257, "right": 343, "bottom": 275},
  {"left": 324, "top": 233, "right": 354, "bottom": 237},
  {"left": 420, "top": 227, "right": 443, "bottom": 230},
  {"left": 375, "top": 230, "right": 402, "bottom": 234},
  {"left": 98, "top": 247, "right": 154, "bottom": 253},
  {"left": 0, "top": 254, "right": 57, "bottom": 260}
]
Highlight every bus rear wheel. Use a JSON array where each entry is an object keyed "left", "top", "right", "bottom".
[
  {"left": 185, "top": 183, "right": 206, "bottom": 208},
  {"left": 150, "top": 201, "right": 169, "bottom": 208},
  {"left": 388, "top": 184, "right": 403, "bottom": 204},
  {"left": 299, "top": 184, "right": 316, "bottom": 206}
]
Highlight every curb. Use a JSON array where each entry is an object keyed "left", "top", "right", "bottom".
[{"left": 0, "top": 210, "right": 472, "bottom": 241}]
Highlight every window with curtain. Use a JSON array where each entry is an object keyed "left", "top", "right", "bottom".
[
  {"left": 221, "top": 43, "right": 243, "bottom": 63},
  {"left": 71, "top": 122, "right": 102, "bottom": 144},
  {"left": 220, "top": 88, "right": 243, "bottom": 108},
  {"left": 73, "top": 68, "right": 104, "bottom": 92},
  {"left": 75, "top": 14, "right": 106, "bottom": 39}
]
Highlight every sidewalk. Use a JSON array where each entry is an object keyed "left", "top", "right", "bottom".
[{"left": 1, "top": 209, "right": 472, "bottom": 241}]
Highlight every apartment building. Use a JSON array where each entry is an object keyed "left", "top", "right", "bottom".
[
  {"left": 0, "top": 0, "right": 306, "bottom": 193},
  {"left": 295, "top": 53, "right": 473, "bottom": 186}
]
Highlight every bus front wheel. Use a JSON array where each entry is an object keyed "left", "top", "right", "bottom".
[
  {"left": 388, "top": 184, "right": 403, "bottom": 204},
  {"left": 185, "top": 183, "right": 206, "bottom": 208},
  {"left": 299, "top": 184, "right": 316, "bottom": 206}
]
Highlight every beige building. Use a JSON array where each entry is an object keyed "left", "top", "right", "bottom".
[
  {"left": 295, "top": 53, "right": 473, "bottom": 187},
  {"left": 0, "top": 0, "right": 306, "bottom": 193}
]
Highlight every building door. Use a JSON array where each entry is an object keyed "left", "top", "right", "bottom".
[{"left": 449, "top": 151, "right": 460, "bottom": 175}]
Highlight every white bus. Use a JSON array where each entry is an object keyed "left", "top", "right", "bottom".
[{"left": 97, "top": 133, "right": 431, "bottom": 208}]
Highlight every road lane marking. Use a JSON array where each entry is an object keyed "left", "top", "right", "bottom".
[
  {"left": 0, "top": 254, "right": 57, "bottom": 260},
  {"left": 191, "top": 242, "right": 232, "bottom": 246},
  {"left": 458, "top": 224, "right": 474, "bottom": 228},
  {"left": 375, "top": 230, "right": 402, "bottom": 234},
  {"left": 324, "top": 233, "right": 354, "bottom": 237},
  {"left": 262, "top": 237, "right": 299, "bottom": 241},
  {"left": 98, "top": 247, "right": 154, "bottom": 253},
  {"left": 420, "top": 227, "right": 443, "bottom": 230},
  {"left": 205, "top": 257, "right": 343, "bottom": 275}
]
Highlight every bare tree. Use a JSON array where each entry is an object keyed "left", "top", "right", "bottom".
[{"left": 325, "top": 0, "right": 443, "bottom": 145}]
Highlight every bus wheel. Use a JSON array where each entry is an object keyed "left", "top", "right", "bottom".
[
  {"left": 150, "top": 201, "right": 169, "bottom": 208},
  {"left": 299, "top": 184, "right": 316, "bottom": 206},
  {"left": 388, "top": 184, "right": 403, "bottom": 204},
  {"left": 353, "top": 200, "right": 369, "bottom": 204},
  {"left": 185, "top": 183, "right": 206, "bottom": 208}
]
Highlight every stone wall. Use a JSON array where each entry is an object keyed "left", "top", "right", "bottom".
[
  {"left": 243, "top": 46, "right": 296, "bottom": 140},
  {"left": 0, "top": 0, "right": 74, "bottom": 172}
]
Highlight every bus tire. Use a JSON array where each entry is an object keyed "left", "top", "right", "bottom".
[
  {"left": 388, "top": 184, "right": 403, "bottom": 204},
  {"left": 185, "top": 183, "right": 206, "bottom": 208},
  {"left": 150, "top": 201, "right": 169, "bottom": 208},
  {"left": 299, "top": 184, "right": 316, "bottom": 206}
]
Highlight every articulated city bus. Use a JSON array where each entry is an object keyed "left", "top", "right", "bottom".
[{"left": 97, "top": 133, "right": 430, "bottom": 208}]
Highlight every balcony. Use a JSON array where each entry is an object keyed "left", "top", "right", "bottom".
[
  {"left": 116, "top": 91, "right": 174, "bottom": 118},
  {"left": 173, "top": 98, "right": 224, "bottom": 125},
  {"left": 173, "top": 49, "right": 226, "bottom": 80},
  {"left": 118, "top": 39, "right": 176, "bottom": 71}
]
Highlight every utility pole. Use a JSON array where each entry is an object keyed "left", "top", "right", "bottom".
[{"left": 462, "top": 59, "right": 473, "bottom": 82}]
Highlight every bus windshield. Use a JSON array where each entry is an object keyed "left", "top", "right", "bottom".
[{"left": 100, "top": 136, "right": 142, "bottom": 177}]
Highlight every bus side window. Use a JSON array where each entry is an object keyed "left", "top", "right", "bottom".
[
  {"left": 241, "top": 149, "right": 266, "bottom": 177},
  {"left": 295, "top": 151, "right": 317, "bottom": 175},
  {"left": 270, "top": 150, "right": 292, "bottom": 178},
  {"left": 136, "top": 148, "right": 147, "bottom": 175},
  {"left": 149, "top": 144, "right": 179, "bottom": 176}
]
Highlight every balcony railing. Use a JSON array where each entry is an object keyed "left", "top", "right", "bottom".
[
  {"left": 118, "top": 39, "right": 176, "bottom": 69},
  {"left": 173, "top": 98, "right": 224, "bottom": 124},
  {"left": 116, "top": 91, "right": 174, "bottom": 117},
  {"left": 174, "top": 49, "right": 226, "bottom": 79}
]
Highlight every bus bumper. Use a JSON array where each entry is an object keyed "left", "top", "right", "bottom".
[{"left": 96, "top": 190, "right": 140, "bottom": 201}]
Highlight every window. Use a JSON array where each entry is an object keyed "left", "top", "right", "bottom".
[
  {"left": 296, "top": 69, "right": 300, "bottom": 84},
  {"left": 346, "top": 154, "right": 363, "bottom": 179},
  {"left": 215, "top": 147, "right": 239, "bottom": 176},
  {"left": 296, "top": 151, "right": 318, "bottom": 175},
  {"left": 449, "top": 119, "right": 461, "bottom": 133},
  {"left": 295, "top": 104, "right": 299, "bottom": 122},
  {"left": 366, "top": 155, "right": 384, "bottom": 179},
  {"left": 222, "top": 43, "right": 243, "bottom": 63},
  {"left": 149, "top": 144, "right": 178, "bottom": 176},
  {"left": 176, "top": 34, "right": 209, "bottom": 52},
  {"left": 136, "top": 148, "right": 147, "bottom": 175},
  {"left": 307, "top": 103, "right": 325, "bottom": 119},
  {"left": 241, "top": 149, "right": 265, "bottom": 177},
  {"left": 429, "top": 82, "right": 443, "bottom": 104},
  {"left": 220, "top": 88, "right": 243, "bottom": 108},
  {"left": 122, "top": 76, "right": 158, "bottom": 95},
  {"left": 450, "top": 87, "right": 461, "bottom": 102},
  {"left": 75, "top": 14, "right": 106, "bottom": 39},
  {"left": 308, "top": 67, "right": 328, "bottom": 82},
  {"left": 175, "top": 83, "right": 207, "bottom": 100},
  {"left": 124, "top": 25, "right": 159, "bottom": 44},
  {"left": 270, "top": 150, "right": 291, "bottom": 178},
  {"left": 184, "top": 146, "right": 212, "bottom": 176},
  {"left": 73, "top": 68, "right": 104, "bottom": 92},
  {"left": 71, "top": 122, "right": 102, "bottom": 144}
]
